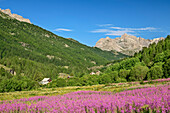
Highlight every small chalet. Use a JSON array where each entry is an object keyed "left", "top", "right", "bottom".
[
  {"left": 39, "top": 78, "right": 52, "bottom": 85},
  {"left": 90, "top": 71, "right": 101, "bottom": 75},
  {"left": 90, "top": 72, "right": 95, "bottom": 75}
]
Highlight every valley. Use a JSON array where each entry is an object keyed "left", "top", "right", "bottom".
[{"left": 0, "top": 2, "right": 169, "bottom": 112}]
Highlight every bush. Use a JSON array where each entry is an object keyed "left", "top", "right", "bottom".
[
  {"left": 119, "top": 69, "right": 130, "bottom": 79},
  {"left": 129, "top": 65, "right": 149, "bottom": 81},
  {"left": 120, "top": 58, "right": 140, "bottom": 70},
  {"left": 147, "top": 66, "right": 163, "bottom": 80},
  {"left": 108, "top": 71, "right": 119, "bottom": 83},
  {"left": 50, "top": 78, "right": 67, "bottom": 87},
  {"left": 67, "top": 77, "right": 82, "bottom": 86},
  {"left": 99, "top": 74, "right": 112, "bottom": 84},
  {"left": 80, "top": 75, "right": 98, "bottom": 86},
  {"left": 163, "top": 58, "right": 170, "bottom": 78},
  {"left": 0, "top": 76, "right": 38, "bottom": 92}
]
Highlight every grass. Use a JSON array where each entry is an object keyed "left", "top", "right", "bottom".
[{"left": 0, "top": 80, "right": 169, "bottom": 101}]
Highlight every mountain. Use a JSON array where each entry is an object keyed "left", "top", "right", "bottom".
[
  {"left": 0, "top": 8, "right": 31, "bottom": 23},
  {"left": 95, "top": 33, "right": 164, "bottom": 56},
  {"left": 0, "top": 8, "right": 127, "bottom": 80}
]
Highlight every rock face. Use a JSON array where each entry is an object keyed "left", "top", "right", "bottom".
[
  {"left": 0, "top": 8, "right": 31, "bottom": 24},
  {"left": 95, "top": 33, "right": 164, "bottom": 56}
]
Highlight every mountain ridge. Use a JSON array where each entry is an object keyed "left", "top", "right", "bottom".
[
  {"left": 0, "top": 8, "right": 31, "bottom": 24},
  {"left": 95, "top": 33, "right": 164, "bottom": 55}
]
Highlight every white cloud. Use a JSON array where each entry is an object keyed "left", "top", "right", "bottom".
[
  {"left": 91, "top": 26, "right": 157, "bottom": 36},
  {"left": 98, "top": 24, "right": 112, "bottom": 27},
  {"left": 110, "top": 27, "right": 124, "bottom": 30},
  {"left": 110, "top": 26, "right": 157, "bottom": 31},
  {"left": 134, "top": 27, "right": 156, "bottom": 30},
  {"left": 54, "top": 28, "right": 72, "bottom": 32},
  {"left": 91, "top": 29, "right": 134, "bottom": 36},
  {"left": 105, "top": 30, "right": 134, "bottom": 36},
  {"left": 91, "top": 29, "right": 111, "bottom": 33}
]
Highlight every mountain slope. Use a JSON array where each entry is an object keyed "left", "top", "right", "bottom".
[
  {"left": 95, "top": 33, "right": 164, "bottom": 56},
  {"left": 0, "top": 9, "right": 127, "bottom": 80}
]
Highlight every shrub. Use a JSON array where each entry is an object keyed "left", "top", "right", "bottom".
[
  {"left": 129, "top": 65, "right": 149, "bottom": 81},
  {"left": 147, "top": 66, "right": 163, "bottom": 80}
]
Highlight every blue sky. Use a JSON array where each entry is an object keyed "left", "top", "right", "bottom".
[{"left": 0, "top": 0, "right": 170, "bottom": 46}]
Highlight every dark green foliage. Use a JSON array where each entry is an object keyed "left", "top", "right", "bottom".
[
  {"left": 119, "top": 69, "right": 130, "bottom": 78},
  {"left": 129, "top": 65, "right": 149, "bottom": 81},
  {"left": 0, "top": 76, "right": 38, "bottom": 92},
  {"left": 50, "top": 78, "right": 67, "bottom": 87},
  {"left": 67, "top": 77, "right": 82, "bottom": 86},
  {"left": 147, "top": 66, "right": 163, "bottom": 80},
  {"left": 163, "top": 58, "right": 170, "bottom": 78},
  {"left": 0, "top": 67, "right": 13, "bottom": 82},
  {"left": 108, "top": 71, "right": 119, "bottom": 83},
  {"left": 80, "top": 75, "right": 99, "bottom": 86},
  {"left": 99, "top": 74, "right": 112, "bottom": 84},
  {"left": 0, "top": 67, "right": 6, "bottom": 77},
  {"left": 141, "top": 53, "right": 150, "bottom": 65},
  {"left": 105, "top": 58, "right": 140, "bottom": 74},
  {"left": 154, "top": 53, "right": 165, "bottom": 62},
  {"left": 120, "top": 58, "right": 140, "bottom": 70},
  {"left": 105, "top": 63, "right": 120, "bottom": 72}
]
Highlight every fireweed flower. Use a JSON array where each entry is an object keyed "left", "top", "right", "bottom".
[{"left": 0, "top": 84, "right": 169, "bottom": 113}]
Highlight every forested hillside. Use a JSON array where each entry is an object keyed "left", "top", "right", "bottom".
[
  {"left": 46, "top": 35, "right": 170, "bottom": 88},
  {"left": 0, "top": 11, "right": 126, "bottom": 82},
  {"left": 99, "top": 35, "right": 170, "bottom": 83}
]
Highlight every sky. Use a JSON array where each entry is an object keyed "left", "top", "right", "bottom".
[{"left": 0, "top": 0, "right": 170, "bottom": 46}]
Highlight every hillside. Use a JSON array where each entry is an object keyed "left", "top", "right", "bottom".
[
  {"left": 99, "top": 35, "right": 170, "bottom": 82},
  {"left": 0, "top": 9, "right": 127, "bottom": 81},
  {"left": 95, "top": 34, "right": 164, "bottom": 56},
  {"left": 42, "top": 35, "right": 169, "bottom": 88}
]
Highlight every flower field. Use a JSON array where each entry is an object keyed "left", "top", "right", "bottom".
[{"left": 0, "top": 85, "right": 169, "bottom": 113}]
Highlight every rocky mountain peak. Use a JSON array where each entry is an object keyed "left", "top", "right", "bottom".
[
  {"left": 122, "top": 33, "right": 128, "bottom": 37},
  {"left": 0, "top": 8, "right": 31, "bottom": 24},
  {"left": 106, "top": 36, "right": 111, "bottom": 40},
  {"left": 95, "top": 34, "right": 164, "bottom": 56},
  {"left": 151, "top": 37, "right": 164, "bottom": 44},
  {"left": 0, "top": 8, "right": 11, "bottom": 15}
]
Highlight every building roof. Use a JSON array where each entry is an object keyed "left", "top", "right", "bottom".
[{"left": 42, "top": 78, "right": 50, "bottom": 82}]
